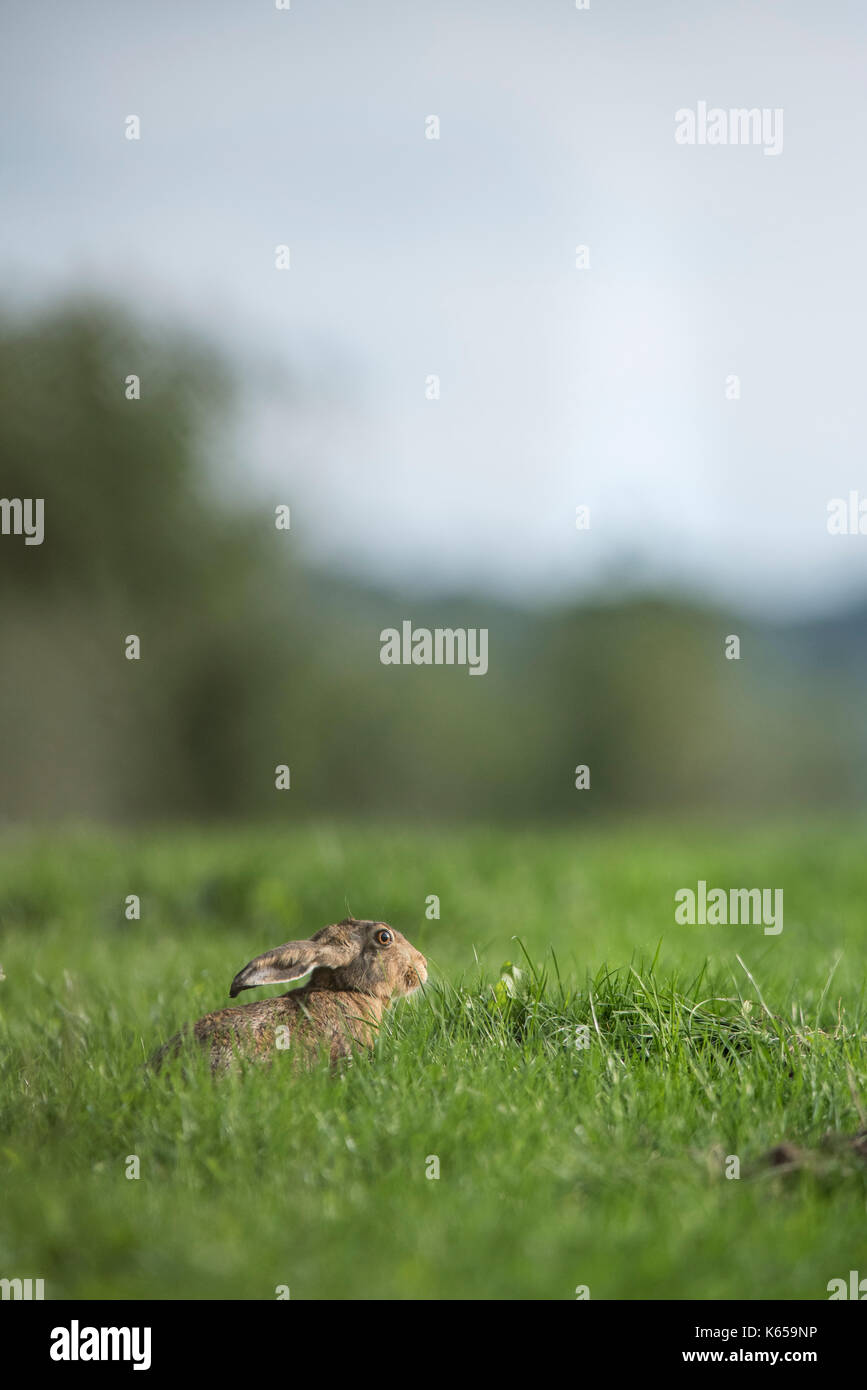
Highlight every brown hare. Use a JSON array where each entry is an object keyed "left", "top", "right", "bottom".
[{"left": 152, "top": 917, "right": 427, "bottom": 1073}]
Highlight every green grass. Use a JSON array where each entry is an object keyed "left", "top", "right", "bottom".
[{"left": 1, "top": 818, "right": 866, "bottom": 1300}]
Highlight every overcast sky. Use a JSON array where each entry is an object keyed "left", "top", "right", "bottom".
[{"left": 3, "top": 0, "right": 867, "bottom": 617}]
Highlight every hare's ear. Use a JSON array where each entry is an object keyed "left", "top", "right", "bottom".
[{"left": 229, "top": 937, "right": 354, "bottom": 997}]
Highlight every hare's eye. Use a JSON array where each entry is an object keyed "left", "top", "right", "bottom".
[{"left": 375, "top": 929, "right": 393, "bottom": 946}]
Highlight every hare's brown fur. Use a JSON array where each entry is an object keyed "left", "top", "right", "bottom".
[{"left": 152, "top": 917, "right": 427, "bottom": 1073}]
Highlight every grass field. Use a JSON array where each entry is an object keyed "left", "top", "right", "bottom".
[{"left": 1, "top": 818, "right": 866, "bottom": 1301}]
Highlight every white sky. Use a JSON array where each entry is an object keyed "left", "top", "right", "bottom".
[{"left": 3, "top": 0, "right": 867, "bottom": 617}]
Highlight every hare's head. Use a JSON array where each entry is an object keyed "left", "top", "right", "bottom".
[{"left": 229, "top": 918, "right": 427, "bottom": 1005}]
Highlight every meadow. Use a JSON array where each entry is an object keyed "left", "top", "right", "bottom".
[{"left": 1, "top": 817, "right": 866, "bottom": 1301}]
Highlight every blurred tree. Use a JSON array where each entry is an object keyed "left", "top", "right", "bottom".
[{"left": 0, "top": 301, "right": 860, "bottom": 824}]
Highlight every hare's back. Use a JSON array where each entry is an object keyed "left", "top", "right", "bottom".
[{"left": 192, "top": 990, "right": 304, "bottom": 1045}]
